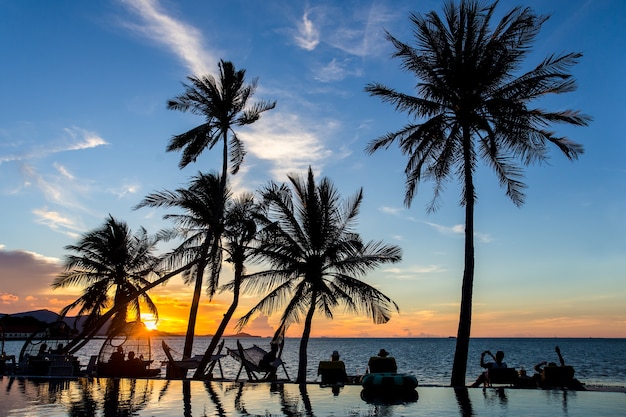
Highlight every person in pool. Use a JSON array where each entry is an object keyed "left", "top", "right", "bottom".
[{"left": 470, "top": 350, "right": 507, "bottom": 387}]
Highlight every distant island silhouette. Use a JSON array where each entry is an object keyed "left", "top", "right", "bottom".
[{"left": 1, "top": 309, "right": 263, "bottom": 339}]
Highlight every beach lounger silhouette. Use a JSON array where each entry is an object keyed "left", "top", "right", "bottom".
[
  {"left": 486, "top": 367, "right": 519, "bottom": 387},
  {"left": 162, "top": 340, "right": 225, "bottom": 379},
  {"left": 227, "top": 340, "right": 290, "bottom": 381}
]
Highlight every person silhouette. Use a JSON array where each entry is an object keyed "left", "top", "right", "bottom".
[
  {"left": 470, "top": 350, "right": 507, "bottom": 388},
  {"left": 367, "top": 348, "right": 397, "bottom": 373}
]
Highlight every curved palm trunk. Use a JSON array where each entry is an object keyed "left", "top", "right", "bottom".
[
  {"left": 451, "top": 129, "right": 476, "bottom": 387},
  {"left": 183, "top": 247, "right": 210, "bottom": 359},
  {"left": 296, "top": 293, "right": 317, "bottom": 383},
  {"left": 66, "top": 261, "right": 199, "bottom": 353},
  {"left": 193, "top": 254, "right": 244, "bottom": 378}
]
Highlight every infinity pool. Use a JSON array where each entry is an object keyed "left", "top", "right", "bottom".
[{"left": 1, "top": 377, "right": 624, "bottom": 416}]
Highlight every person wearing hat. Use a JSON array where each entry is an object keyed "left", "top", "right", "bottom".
[
  {"left": 318, "top": 350, "right": 348, "bottom": 385},
  {"left": 367, "top": 348, "right": 397, "bottom": 373}
]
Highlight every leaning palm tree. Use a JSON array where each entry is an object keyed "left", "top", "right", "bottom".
[
  {"left": 53, "top": 215, "right": 162, "bottom": 336},
  {"left": 166, "top": 60, "right": 276, "bottom": 189},
  {"left": 192, "top": 193, "right": 258, "bottom": 378},
  {"left": 134, "top": 172, "right": 228, "bottom": 359},
  {"left": 365, "top": 0, "right": 590, "bottom": 386},
  {"left": 237, "top": 167, "right": 402, "bottom": 383}
]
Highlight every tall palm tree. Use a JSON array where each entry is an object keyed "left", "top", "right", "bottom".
[
  {"left": 134, "top": 172, "right": 227, "bottom": 359},
  {"left": 192, "top": 193, "right": 258, "bottom": 378},
  {"left": 52, "top": 215, "right": 162, "bottom": 335},
  {"left": 166, "top": 60, "right": 276, "bottom": 188},
  {"left": 364, "top": 0, "right": 590, "bottom": 386},
  {"left": 237, "top": 167, "right": 402, "bottom": 383}
]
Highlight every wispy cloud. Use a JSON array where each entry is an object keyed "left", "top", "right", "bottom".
[
  {"left": 33, "top": 208, "right": 84, "bottom": 238},
  {"left": 0, "top": 127, "right": 107, "bottom": 165},
  {"left": 384, "top": 264, "right": 446, "bottom": 280},
  {"left": 242, "top": 112, "right": 334, "bottom": 181},
  {"left": 379, "top": 206, "right": 405, "bottom": 216},
  {"left": 118, "top": 0, "right": 217, "bottom": 76},
  {"left": 314, "top": 58, "right": 363, "bottom": 83},
  {"left": 294, "top": 10, "right": 320, "bottom": 51},
  {"left": 425, "top": 221, "right": 493, "bottom": 243}
]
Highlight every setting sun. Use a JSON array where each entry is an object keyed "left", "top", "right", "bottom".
[{"left": 142, "top": 314, "right": 158, "bottom": 331}]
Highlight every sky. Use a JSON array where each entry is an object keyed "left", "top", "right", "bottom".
[{"left": 1, "top": 0, "right": 624, "bottom": 340}]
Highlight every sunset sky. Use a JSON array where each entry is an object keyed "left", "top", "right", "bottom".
[{"left": 1, "top": 0, "right": 624, "bottom": 341}]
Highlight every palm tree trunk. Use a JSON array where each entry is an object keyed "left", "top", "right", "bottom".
[
  {"left": 183, "top": 256, "right": 207, "bottom": 359},
  {"left": 220, "top": 130, "right": 228, "bottom": 191},
  {"left": 192, "top": 256, "right": 243, "bottom": 378},
  {"left": 296, "top": 293, "right": 317, "bottom": 383},
  {"left": 450, "top": 129, "right": 476, "bottom": 387}
]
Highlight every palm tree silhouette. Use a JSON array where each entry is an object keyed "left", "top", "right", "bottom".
[
  {"left": 135, "top": 172, "right": 227, "bottom": 359},
  {"left": 166, "top": 59, "right": 276, "bottom": 188},
  {"left": 53, "top": 215, "right": 162, "bottom": 335},
  {"left": 193, "top": 193, "right": 258, "bottom": 378},
  {"left": 237, "top": 167, "right": 402, "bottom": 383},
  {"left": 365, "top": 0, "right": 590, "bottom": 386}
]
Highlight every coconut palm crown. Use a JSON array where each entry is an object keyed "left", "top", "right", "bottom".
[
  {"left": 365, "top": 0, "right": 590, "bottom": 386},
  {"left": 53, "top": 215, "right": 162, "bottom": 334},
  {"left": 166, "top": 60, "right": 276, "bottom": 184},
  {"left": 237, "top": 167, "right": 402, "bottom": 383}
]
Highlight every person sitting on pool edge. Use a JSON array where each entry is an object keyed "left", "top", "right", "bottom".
[
  {"left": 470, "top": 350, "right": 507, "bottom": 388},
  {"left": 367, "top": 349, "right": 397, "bottom": 373}
]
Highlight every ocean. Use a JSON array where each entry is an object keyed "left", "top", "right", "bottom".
[{"left": 4, "top": 337, "right": 625, "bottom": 388}]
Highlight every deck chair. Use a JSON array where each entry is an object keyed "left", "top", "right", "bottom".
[
  {"left": 486, "top": 368, "right": 519, "bottom": 387},
  {"left": 162, "top": 340, "right": 225, "bottom": 379},
  {"left": 541, "top": 366, "right": 576, "bottom": 388},
  {"left": 82, "top": 355, "right": 98, "bottom": 377},
  {"left": 227, "top": 340, "right": 290, "bottom": 381},
  {"left": 318, "top": 361, "right": 348, "bottom": 385}
]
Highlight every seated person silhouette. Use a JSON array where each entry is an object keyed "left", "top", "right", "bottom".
[
  {"left": 50, "top": 343, "right": 65, "bottom": 354},
  {"left": 470, "top": 350, "right": 507, "bottom": 388},
  {"left": 126, "top": 350, "right": 145, "bottom": 373},
  {"left": 109, "top": 346, "right": 125, "bottom": 364},
  {"left": 258, "top": 342, "right": 279, "bottom": 380},
  {"left": 533, "top": 346, "right": 584, "bottom": 390},
  {"left": 37, "top": 343, "right": 49, "bottom": 357},
  {"left": 318, "top": 350, "right": 348, "bottom": 384},
  {"left": 367, "top": 349, "right": 397, "bottom": 373}
]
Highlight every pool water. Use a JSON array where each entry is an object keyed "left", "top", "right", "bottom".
[{"left": 1, "top": 377, "right": 624, "bottom": 416}]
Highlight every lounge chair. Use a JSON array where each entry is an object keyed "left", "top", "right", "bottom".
[
  {"left": 318, "top": 361, "right": 348, "bottom": 385},
  {"left": 486, "top": 368, "right": 519, "bottom": 387},
  {"left": 161, "top": 340, "right": 225, "bottom": 379},
  {"left": 226, "top": 340, "right": 290, "bottom": 381},
  {"left": 541, "top": 365, "right": 579, "bottom": 388}
]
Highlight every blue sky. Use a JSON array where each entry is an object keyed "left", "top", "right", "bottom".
[{"left": 0, "top": 0, "right": 624, "bottom": 338}]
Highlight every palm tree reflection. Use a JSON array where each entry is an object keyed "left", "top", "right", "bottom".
[
  {"left": 102, "top": 378, "right": 152, "bottom": 417},
  {"left": 454, "top": 387, "right": 474, "bottom": 417}
]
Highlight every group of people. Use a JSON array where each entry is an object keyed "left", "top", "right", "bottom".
[
  {"left": 469, "top": 346, "right": 584, "bottom": 389},
  {"left": 316, "top": 348, "right": 399, "bottom": 386},
  {"left": 109, "top": 346, "right": 146, "bottom": 371},
  {"left": 37, "top": 342, "right": 66, "bottom": 356}
]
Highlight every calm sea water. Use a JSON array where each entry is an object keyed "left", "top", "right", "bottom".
[{"left": 3, "top": 337, "right": 625, "bottom": 388}]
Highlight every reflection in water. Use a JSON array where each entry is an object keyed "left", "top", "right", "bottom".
[
  {"left": 454, "top": 387, "right": 474, "bottom": 417},
  {"left": 102, "top": 378, "right": 153, "bottom": 417},
  {"left": 1, "top": 378, "right": 623, "bottom": 416},
  {"left": 481, "top": 386, "right": 508, "bottom": 414},
  {"left": 298, "top": 383, "right": 313, "bottom": 417},
  {"left": 204, "top": 381, "right": 228, "bottom": 417}
]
